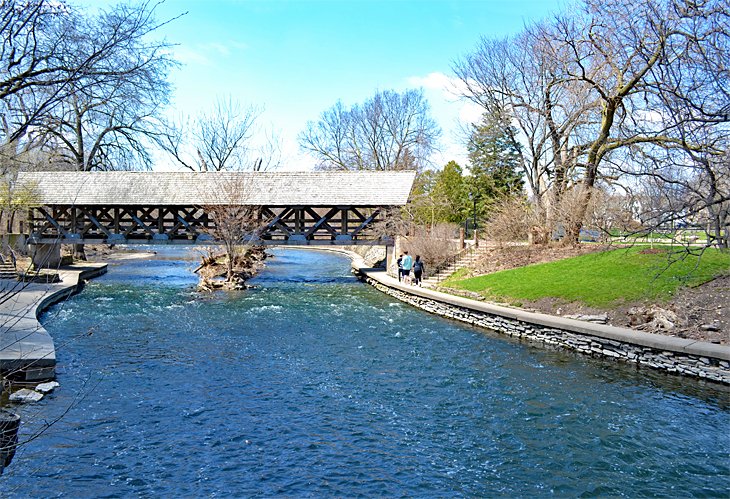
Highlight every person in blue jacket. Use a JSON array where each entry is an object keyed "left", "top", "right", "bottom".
[{"left": 401, "top": 251, "right": 413, "bottom": 284}]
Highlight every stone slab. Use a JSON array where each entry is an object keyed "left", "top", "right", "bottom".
[{"left": 9, "top": 388, "right": 43, "bottom": 403}]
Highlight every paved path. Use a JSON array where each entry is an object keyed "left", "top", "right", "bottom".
[
  {"left": 348, "top": 258, "right": 730, "bottom": 363},
  {"left": 0, "top": 264, "right": 107, "bottom": 381}
]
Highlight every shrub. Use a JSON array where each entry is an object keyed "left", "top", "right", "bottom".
[{"left": 400, "top": 223, "right": 461, "bottom": 272}]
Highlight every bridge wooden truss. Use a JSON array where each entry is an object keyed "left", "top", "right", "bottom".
[
  {"left": 27, "top": 205, "right": 387, "bottom": 245},
  {"left": 18, "top": 171, "right": 415, "bottom": 246}
]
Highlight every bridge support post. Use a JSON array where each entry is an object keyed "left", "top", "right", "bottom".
[
  {"left": 385, "top": 244, "right": 395, "bottom": 276},
  {"left": 389, "top": 236, "right": 404, "bottom": 277},
  {"left": 29, "top": 243, "right": 62, "bottom": 269}
]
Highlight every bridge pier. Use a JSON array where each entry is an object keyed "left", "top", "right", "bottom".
[
  {"left": 29, "top": 243, "right": 62, "bottom": 269},
  {"left": 386, "top": 245, "right": 395, "bottom": 276}
]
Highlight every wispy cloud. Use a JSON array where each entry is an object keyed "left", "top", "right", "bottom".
[
  {"left": 408, "top": 71, "right": 483, "bottom": 125},
  {"left": 202, "top": 40, "right": 250, "bottom": 57},
  {"left": 174, "top": 46, "right": 213, "bottom": 66},
  {"left": 174, "top": 40, "right": 249, "bottom": 66},
  {"left": 407, "top": 71, "right": 473, "bottom": 100}
]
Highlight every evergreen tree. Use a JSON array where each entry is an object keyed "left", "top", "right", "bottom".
[
  {"left": 467, "top": 110, "right": 525, "bottom": 220},
  {"left": 432, "top": 161, "right": 469, "bottom": 224},
  {"left": 407, "top": 169, "right": 439, "bottom": 227}
]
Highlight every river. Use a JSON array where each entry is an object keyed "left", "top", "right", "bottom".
[{"left": 2, "top": 248, "right": 729, "bottom": 497}]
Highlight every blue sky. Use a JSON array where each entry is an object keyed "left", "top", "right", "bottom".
[{"left": 82, "top": 0, "right": 565, "bottom": 170}]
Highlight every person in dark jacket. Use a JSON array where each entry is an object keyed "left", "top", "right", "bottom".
[
  {"left": 396, "top": 254, "right": 403, "bottom": 281},
  {"left": 413, "top": 255, "right": 425, "bottom": 286}
]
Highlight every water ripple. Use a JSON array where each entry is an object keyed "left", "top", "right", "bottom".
[{"left": 3, "top": 248, "right": 729, "bottom": 497}]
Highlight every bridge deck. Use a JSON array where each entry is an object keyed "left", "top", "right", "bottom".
[{"left": 27, "top": 205, "right": 392, "bottom": 245}]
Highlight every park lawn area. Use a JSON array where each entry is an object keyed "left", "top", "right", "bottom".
[{"left": 445, "top": 247, "right": 730, "bottom": 308}]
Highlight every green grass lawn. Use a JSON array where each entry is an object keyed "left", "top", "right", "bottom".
[{"left": 444, "top": 247, "right": 730, "bottom": 308}]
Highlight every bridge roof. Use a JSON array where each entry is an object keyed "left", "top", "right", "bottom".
[{"left": 16, "top": 171, "right": 416, "bottom": 206}]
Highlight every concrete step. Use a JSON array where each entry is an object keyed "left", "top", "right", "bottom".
[{"left": 423, "top": 247, "right": 492, "bottom": 288}]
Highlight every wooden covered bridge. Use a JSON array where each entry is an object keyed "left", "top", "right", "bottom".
[{"left": 16, "top": 170, "right": 415, "bottom": 267}]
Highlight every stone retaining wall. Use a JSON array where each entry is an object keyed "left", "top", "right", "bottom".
[{"left": 361, "top": 275, "right": 730, "bottom": 385}]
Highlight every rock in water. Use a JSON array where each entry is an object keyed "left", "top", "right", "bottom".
[
  {"left": 35, "top": 381, "right": 60, "bottom": 394},
  {"left": 9, "top": 388, "right": 44, "bottom": 403},
  {"left": 0, "top": 410, "right": 20, "bottom": 474}
]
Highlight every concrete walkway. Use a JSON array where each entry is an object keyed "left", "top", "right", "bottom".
[
  {"left": 0, "top": 264, "right": 107, "bottom": 381},
  {"left": 355, "top": 265, "right": 730, "bottom": 361}
]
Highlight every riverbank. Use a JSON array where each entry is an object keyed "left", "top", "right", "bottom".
[
  {"left": 0, "top": 263, "right": 107, "bottom": 382},
  {"left": 441, "top": 245, "right": 730, "bottom": 345},
  {"left": 347, "top": 257, "right": 730, "bottom": 385}
]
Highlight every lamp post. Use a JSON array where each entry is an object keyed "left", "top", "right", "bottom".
[
  {"left": 472, "top": 196, "right": 477, "bottom": 234},
  {"left": 468, "top": 190, "right": 477, "bottom": 237}
]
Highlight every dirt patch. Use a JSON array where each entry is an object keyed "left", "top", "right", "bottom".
[
  {"left": 514, "top": 275, "right": 729, "bottom": 345},
  {"left": 639, "top": 248, "right": 664, "bottom": 254},
  {"left": 659, "top": 275, "right": 729, "bottom": 344},
  {"left": 470, "top": 243, "right": 606, "bottom": 276}
]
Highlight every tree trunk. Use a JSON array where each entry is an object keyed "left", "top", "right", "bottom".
[
  {"left": 226, "top": 244, "right": 234, "bottom": 282},
  {"left": 564, "top": 96, "right": 617, "bottom": 245},
  {"left": 563, "top": 183, "right": 596, "bottom": 245},
  {"left": 73, "top": 243, "right": 87, "bottom": 261}
]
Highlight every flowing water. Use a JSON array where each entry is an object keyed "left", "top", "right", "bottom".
[{"left": 2, "top": 248, "right": 729, "bottom": 497}]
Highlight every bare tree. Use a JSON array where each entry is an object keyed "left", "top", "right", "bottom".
[
  {"left": 456, "top": 0, "right": 728, "bottom": 246},
  {"left": 541, "top": 1, "right": 671, "bottom": 241},
  {"left": 0, "top": 1, "right": 181, "bottom": 149},
  {"left": 584, "top": 0, "right": 729, "bottom": 249},
  {"left": 299, "top": 88, "right": 440, "bottom": 171},
  {"left": 454, "top": 21, "right": 595, "bottom": 239},
  {"left": 0, "top": 0, "right": 81, "bottom": 144},
  {"left": 0, "top": 0, "right": 181, "bottom": 260},
  {"left": 197, "top": 175, "right": 268, "bottom": 289},
  {"left": 159, "top": 97, "right": 278, "bottom": 172},
  {"left": 31, "top": 0, "right": 176, "bottom": 172}
]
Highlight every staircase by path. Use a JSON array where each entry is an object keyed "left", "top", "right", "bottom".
[
  {"left": 0, "top": 260, "right": 18, "bottom": 280},
  {"left": 422, "top": 245, "right": 490, "bottom": 288}
]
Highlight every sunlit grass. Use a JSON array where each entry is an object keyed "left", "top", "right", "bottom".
[{"left": 446, "top": 247, "right": 730, "bottom": 308}]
